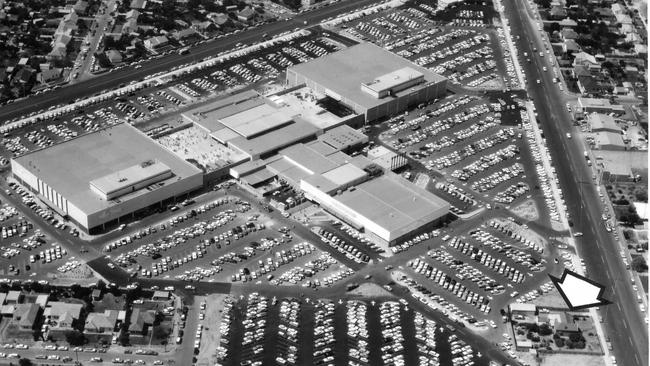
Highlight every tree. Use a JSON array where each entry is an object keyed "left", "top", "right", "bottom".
[
  {"left": 554, "top": 337, "right": 565, "bottom": 347},
  {"left": 549, "top": 22, "right": 561, "bottom": 34},
  {"left": 539, "top": 324, "right": 553, "bottom": 336},
  {"left": 632, "top": 256, "right": 648, "bottom": 272},
  {"left": 19, "top": 358, "right": 33, "bottom": 366},
  {"left": 153, "top": 326, "right": 170, "bottom": 340},
  {"left": 65, "top": 330, "right": 86, "bottom": 346}
]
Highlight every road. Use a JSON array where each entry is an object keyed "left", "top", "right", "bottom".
[
  {"left": 72, "top": 0, "right": 118, "bottom": 83},
  {"left": 503, "top": 1, "right": 649, "bottom": 365},
  {"left": 0, "top": 0, "right": 383, "bottom": 123}
]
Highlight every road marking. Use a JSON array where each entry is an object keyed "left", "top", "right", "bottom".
[{"left": 623, "top": 320, "right": 628, "bottom": 329}]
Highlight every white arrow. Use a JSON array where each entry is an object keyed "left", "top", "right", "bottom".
[{"left": 549, "top": 270, "right": 611, "bottom": 310}]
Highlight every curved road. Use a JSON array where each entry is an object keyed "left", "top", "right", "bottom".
[{"left": 504, "top": 1, "right": 648, "bottom": 366}]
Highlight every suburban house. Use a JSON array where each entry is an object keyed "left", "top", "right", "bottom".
[
  {"left": 12, "top": 303, "right": 41, "bottom": 331},
  {"left": 237, "top": 7, "right": 255, "bottom": 22},
  {"left": 143, "top": 36, "right": 169, "bottom": 52},
  {"left": 572, "top": 52, "right": 601, "bottom": 71},
  {"left": 84, "top": 310, "right": 119, "bottom": 334},
  {"left": 6, "top": 291, "right": 23, "bottom": 304},
  {"left": 45, "top": 302, "right": 83, "bottom": 328},
  {"left": 128, "top": 308, "right": 155, "bottom": 337},
  {"left": 554, "top": 313, "right": 582, "bottom": 336}
]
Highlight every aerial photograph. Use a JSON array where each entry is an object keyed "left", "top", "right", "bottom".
[{"left": 0, "top": 0, "right": 646, "bottom": 365}]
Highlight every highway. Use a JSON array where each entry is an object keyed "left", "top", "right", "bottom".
[
  {"left": 0, "top": 0, "right": 383, "bottom": 123},
  {"left": 503, "top": 1, "right": 649, "bottom": 365}
]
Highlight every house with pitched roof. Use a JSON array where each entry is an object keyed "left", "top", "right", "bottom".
[
  {"left": 84, "top": 310, "right": 118, "bottom": 333},
  {"left": 12, "top": 303, "right": 41, "bottom": 331},
  {"left": 128, "top": 308, "right": 155, "bottom": 337}
]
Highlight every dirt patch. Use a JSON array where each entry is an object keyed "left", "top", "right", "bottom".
[
  {"left": 531, "top": 291, "right": 567, "bottom": 308},
  {"left": 347, "top": 282, "right": 395, "bottom": 298},
  {"left": 516, "top": 351, "right": 605, "bottom": 366},
  {"left": 510, "top": 199, "right": 539, "bottom": 221},
  {"left": 550, "top": 220, "right": 567, "bottom": 231}
]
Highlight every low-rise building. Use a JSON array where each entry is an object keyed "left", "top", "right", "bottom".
[
  {"left": 128, "top": 308, "right": 155, "bottom": 337},
  {"left": 84, "top": 310, "right": 118, "bottom": 333},
  {"left": 12, "top": 303, "right": 40, "bottom": 331},
  {"left": 577, "top": 97, "right": 625, "bottom": 115},
  {"left": 144, "top": 36, "right": 168, "bottom": 51},
  {"left": 588, "top": 113, "right": 621, "bottom": 133},
  {"left": 594, "top": 131, "right": 626, "bottom": 150}
]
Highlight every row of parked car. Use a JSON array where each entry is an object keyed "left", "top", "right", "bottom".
[
  {"left": 275, "top": 298, "right": 300, "bottom": 365},
  {"left": 467, "top": 229, "right": 543, "bottom": 271},
  {"left": 273, "top": 251, "right": 335, "bottom": 286},
  {"left": 428, "top": 249, "right": 504, "bottom": 295},
  {"left": 412, "top": 116, "right": 500, "bottom": 159},
  {"left": 450, "top": 235, "right": 525, "bottom": 284},
  {"left": 409, "top": 257, "right": 492, "bottom": 314},
  {"left": 451, "top": 144, "right": 519, "bottom": 182},
  {"left": 470, "top": 162, "right": 524, "bottom": 193},
  {"left": 379, "top": 302, "right": 407, "bottom": 364},
  {"left": 316, "top": 228, "right": 370, "bottom": 263},
  {"left": 400, "top": 274, "right": 478, "bottom": 326},
  {"left": 521, "top": 110, "right": 564, "bottom": 222}
]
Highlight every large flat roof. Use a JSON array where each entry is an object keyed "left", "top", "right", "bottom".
[
  {"left": 183, "top": 90, "right": 264, "bottom": 132},
  {"left": 227, "top": 119, "right": 319, "bottom": 158},
  {"left": 362, "top": 67, "right": 424, "bottom": 94},
  {"left": 90, "top": 161, "right": 171, "bottom": 198},
  {"left": 336, "top": 175, "right": 449, "bottom": 236},
  {"left": 14, "top": 124, "right": 201, "bottom": 215},
  {"left": 280, "top": 144, "right": 340, "bottom": 175},
  {"left": 219, "top": 103, "right": 294, "bottom": 138},
  {"left": 318, "top": 124, "right": 368, "bottom": 151},
  {"left": 321, "top": 163, "right": 367, "bottom": 186},
  {"left": 288, "top": 43, "right": 446, "bottom": 110}
]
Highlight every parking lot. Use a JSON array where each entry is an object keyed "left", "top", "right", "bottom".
[
  {"left": 340, "top": 3, "right": 512, "bottom": 89},
  {"left": 0, "top": 184, "right": 94, "bottom": 282},
  {"left": 208, "top": 292, "right": 491, "bottom": 366},
  {"left": 101, "top": 192, "right": 358, "bottom": 292}
]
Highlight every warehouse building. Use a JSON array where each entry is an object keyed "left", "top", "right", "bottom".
[
  {"left": 232, "top": 134, "right": 449, "bottom": 244},
  {"left": 302, "top": 174, "right": 449, "bottom": 244},
  {"left": 11, "top": 124, "right": 203, "bottom": 233},
  {"left": 286, "top": 42, "right": 448, "bottom": 122}
]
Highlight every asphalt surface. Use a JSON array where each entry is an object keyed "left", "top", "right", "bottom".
[
  {"left": 0, "top": 0, "right": 382, "bottom": 123},
  {"left": 503, "top": 1, "right": 649, "bottom": 366}
]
